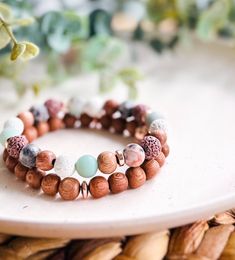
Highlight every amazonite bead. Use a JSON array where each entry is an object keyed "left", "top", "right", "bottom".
[
  {"left": 4, "top": 117, "right": 24, "bottom": 134},
  {"left": 0, "top": 128, "right": 21, "bottom": 146},
  {"left": 75, "top": 155, "right": 98, "bottom": 178},
  {"left": 146, "top": 111, "right": 163, "bottom": 127}
]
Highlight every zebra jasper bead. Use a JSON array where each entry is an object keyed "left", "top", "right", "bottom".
[{"left": 123, "top": 143, "right": 145, "bottom": 167}]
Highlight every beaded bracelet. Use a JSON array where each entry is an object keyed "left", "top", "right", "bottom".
[{"left": 0, "top": 98, "right": 169, "bottom": 200}]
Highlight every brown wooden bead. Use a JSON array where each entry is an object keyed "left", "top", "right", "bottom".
[
  {"left": 154, "top": 130, "right": 167, "bottom": 145},
  {"left": 23, "top": 126, "right": 38, "bottom": 143},
  {"left": 5, "top": 156, "right": 18, "bottom": 173},
  {"left": 126, "top": 167, "right": 146, "bottom": 189},
  {"left": 36, "top": 150, "right": 56, "bottom": 171},
  {"left": 100, "top": 114, "right": 112, "bottom": 129},
  {"left": 141, "top": 159, "right": 160, "bottom": 180},
  {"left": 3, "top": 149, "right": 8, "bottom": 162},
  {"left": 48, "top": 117, "right": 65, "bottom": 131},
  {"left": 97, "top": 151, "right": 117, "bottom": 174},
  {"left": 80, "top": 113, "right": 93, "bottom": 127},
  {"left": 112, "top": 118, "right": 126, "bottom": 134},
  {"left": 134, "top": 126, "right": 148, "bottom": 141},
  {"left": 89, "top": 176, "right": 109, "bottom": 199},
  {"left": 126, "top": 120, "right": 138, "bottom": 136},
  {"left": 63, "top": 113, "right": 77, "bottom": 128},
  {"left": 41, "top": 174, "right": 61, "bottom": 196},
  {"left": 26, "top": 168, "right": 45, "bottom": 189},
  {"left": 162, "top": 143, "right": 170, "bottom": 157},
  {"left": 36, "top": 122, "right": 49, "bottom": 137},
  {"left": 108, "top": 172, "right": 128, "bottom": 194},
  {"left": 14, "top": 162, "right": 28, "bottom": 181},
  {"left": 59, "top": 177, "right": 80, "bottom": 200},
  {"left": 18, "top": 111, "right": 34, "bottom": 128},
  {"left": 103, "top": 99, "right": 119, "bottom": 116},
  {"left": 155, "top": 152, "right": 165, "bottom": 167}
]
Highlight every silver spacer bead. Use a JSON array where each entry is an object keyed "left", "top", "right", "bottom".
[
  {"left": 81, "top": 181, "right": 89, "bottom": 199},
  {"left": 115, "top": 150, "right": 125, "bottom": 166}
]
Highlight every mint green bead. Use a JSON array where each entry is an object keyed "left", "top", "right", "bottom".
[
  {"left": 0, "top": 128, "right": 20, "bottom": 146},
  {"left": 75, "top": 155, "right": 98, "bottom": 178},
  {"left": 146, "top": 111, "right": 163, "bottom": 127}
]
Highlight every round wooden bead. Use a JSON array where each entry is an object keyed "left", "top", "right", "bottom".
[
  {"left": 36, "top": 122, "right": 49, "bottom": 137},
  {"left": 97, "top": 151, "right": 117, "bottom": 174},
  {"left": 5, "top": 156, "right": 18, "bottom": 173},
  {"left": 103, "top": 99, "right": 119, "bottom": 116},
  {"left": 59, "top": 177, "right": 80, "bottom": 200},
  {"left": 7, "top": 135, "right": 28, "bottom": 158},
  {"left": 26, "top": 168, "right": 45, "bottom": 189},
  {"left": 132, "top": 104, "right": 148, "bottom": 125},
  {"left": 99, "top": 114, "right": 112, "bottom": 129},
  {"left": 162, "top": 143, "right": 170, "bottom": 157},
  {"left": 63, "top": 113, "right": 77, "bottom": 128},
  {"left": 41, "top": 174, "right": 61, "bottom": 196},
  {"left": 112, "top": 118, "right": 126, "bottom": 134},
  {"left": 18, "top": 111, "right": 34, "bottom": 128},
  {"left": 140, "top": 136, "right": 161, "bottom": 160},
  {"left": 141, "top": 159, "right": 160, "bottom": 180},
  {"left": 3, "top": 149, "right": 8, "bottom": 162},
  {"left": 154, "top": 130, "right": 167, "bottom": 145},
  {"left": 134, "top": 126, "right": 148, "bottom": 141},
  {"left": 4, "top": 117, "right": 24, "bottom": 135},
  {"left": 48, "top": 118, "right": 65, "bottom": 131},
  {"left": 126, "top": 120, "right": 138, "bottom": 136},
  {"left": 30, "top": 105, "right": 49, "bottom": 123},
  {"left": 19, "top": 144, "right": 40, "bottom": 168},
  {"left": 54, "top": 155, "right": 75, "bottom": 178},
  {"left": 44, "top": 99, "right": 63, "bottom": 118},
  {"left": 155, "top": 152, "right": 165, "bottom": 167},
  {"left": 76, "top": 155, "right": 98, "bottom": 178},
  {"left": 126, "top": 167, "right": 146, "bottom": 189},
  {"left": 108, "top": 172, "right": 128, "bottom": 194},
  {"left": 23, "top": 126, "right": 38, "bottom": 143},
  {"left": 89, "top": 176, "right": 109, "bottom": 199},
  {"left": 36, "top": 150, "right": 56, "bottom": 171},
  {"left": 14, "top": 162, "right": 28, "bottom": 181},
  {"left": 80, "top": 113, "right": 93, "bottom": 127},
  {"left": 123, "top": 143, "right": 145, "bottom": 167}
]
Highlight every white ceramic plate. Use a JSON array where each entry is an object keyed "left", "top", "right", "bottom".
[{"left": 0, "top": 42, "right": 235, "bottom": 238}]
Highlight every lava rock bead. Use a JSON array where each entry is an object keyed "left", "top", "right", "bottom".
[
  {"left": 118, "top": 101, "right": 135, "bottom": 119},
  {"left": 4, "top": 117, "right": 24, "bottom": 135},
  {"left": 7, "top": 135, "right": 28, "bottom": 158},
  {"left": 140, "top": 136, "right": 161, "bottom": 160},
  {"left": 123, "top": 143, "right": 145, "bottom": 167},
  {"left": 30, "top": 104, "right": 49, "bottom": 123},
  {"left": 54, "top": 155, "right": 75, "bottom": 178},
  {"left": 149, "top": 119, "right": 168, "bottom": 134},
  {"left": 44, "top": 99, "right": 63, "bottom": 118},
  {"left": 76, "top": 155, "right": 98, "bottom": 178},
  {"left": 19, "top": 144, "right": 41, "bottom": 168}
]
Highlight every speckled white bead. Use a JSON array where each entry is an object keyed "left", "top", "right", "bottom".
[
  {"left": 54, "top": 155, "right": 75, "bottom": 178},
  {"left": 149, "top": 119, "right": 168, "bottom": 134},
  {"left": 68, "top": 97, "right": 86, "bottom": 117},
  {"left": 3, "top": 117, "right": 24, "bottom": 135},
  {"left": 83, "top": 97, "right": 103, "bottom": 118}
]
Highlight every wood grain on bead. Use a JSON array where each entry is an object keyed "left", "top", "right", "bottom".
[
  {"left": 36, "top": 122, "right": 49, "bottom": 137},
  {"left": 154, "top": 130, "right": 167, "bottom": 145},
  {"left": 18, "top": 111, "right": 34, "bottom": 128},
  {"left": 141, "top": 159, "right": 160, "bottom": 180},
  {"left": 155, "top": 152, "right": 166, "bottom": 167},
  {"left": 26, "top": 168, "right": 45, "bottom": 189},
  {"left": 3, "top": 149, "right": 8, "bottom": 162},
  {"left": 23, "top": 126, "right": 38, "bottom": 143},
  {"left": 5, "top": 156, "right": 18, "bottom": 173},
  {"left": 89, "top": 176, "right": 109, "bottom": 199},
  {"left": 162, "top": 143, "right": 170, "bottom": 157},
  {"left": 14, "top": 162, "right": 28, "bottom": 181},
  {"left": 97, "top": 151, "right": 117, "bottom": 174},
  {"left": 63, "top": 113, "right": 77, "bottom": 128},
  {"left": 80, "top": 113, "right": 93, "bottom": 127},
  {"left": 126, "top": 167, "right": 146, "bottom": 189},
  {"left": 36, "top": 150, "right": 56, "bottom": 171},
  {"left": 48, "top": 118, "right": 65, "bottom": 132},
  {"left": 59, "top": 177, "right": 80, "bottom": 200},
  {"left": 41, "top": 174, "right": 60, "bottom": 196},
  {"left": 108, "top": 172, "right": 128, "bottom": 194},
  {"left": 112, "top": 118, "right": 126, "bottom": 134}
]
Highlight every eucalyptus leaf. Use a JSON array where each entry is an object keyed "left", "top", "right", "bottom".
[
  {"left": 40, "top": 11, "right": 65, "bottom": 35},
  {"left": 10, "top": 42, "right": 26, "bottom": 60},
  {"left": 47, "top": 32, "right": 70, "bottom": 53},
  {"left": 0, "top": 24, "right": 11, "bottom": 49},
  {"left": 20, "top": 41, "right": 39, "bottom": 60},
  {"left": 0, "top": 3, "right": 12, "bottom": 20}
]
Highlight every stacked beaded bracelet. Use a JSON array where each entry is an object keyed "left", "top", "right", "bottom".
[{"left": 0, "top": 98, "right": 169, "bottom": 200}]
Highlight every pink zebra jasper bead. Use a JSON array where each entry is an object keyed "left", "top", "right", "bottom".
[
  {"left": 7, "top": 135, "right": 28, "bottom": 158},
  {"left": 44, "top": 99, "right": 64, "bottom": 118},
  {"left": 123, "top": 143, "right": 145, "bottom": 167},
  {"left": 141, "top": 136, "right": 161, "bottom": 160}
]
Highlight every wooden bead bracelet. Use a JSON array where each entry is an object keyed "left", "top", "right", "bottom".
[{"left": 0, "top": 98, "right": 169, "bottom": 200}]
